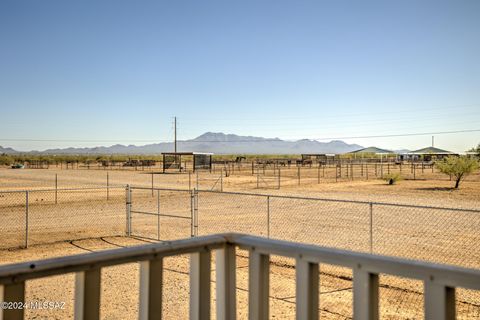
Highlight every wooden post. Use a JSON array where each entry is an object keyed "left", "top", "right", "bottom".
[
  {"left": 249, "top": 251, "right": 269, "bottom": 320},
  {"left": 190, "top": 251, "right": 211, "bottom": 320},
  {"left": 216, "top": 245, "right": 237, "bottom": 320},
  {"left": 296, "top": 259, "right": 319, "bottom": 320}
]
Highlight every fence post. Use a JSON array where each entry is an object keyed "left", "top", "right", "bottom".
[
  {"left": 369, "top": 202, "right": 373, "bottom": 254},
  {"left": 194, "top": 189, "right": 199, "bottom": 236},
  {"left": 157, "top": 189, "right": 160, "bottom": 241},
  {"left": 256, "top": 173, "right": 259, "bottom": 189},
  {"left": 55, "top": 173, "right": 58, "bottom": 204},
  {"left": 126, "top": 185, "right": 131, "bottom": 236},
  {"left": 267, "top": 196, "right": 270, "bottom": 238},
  {"left": 25, "top": 191, "right": 29, "bottom": 248},
  {"left": 151, "top": 174, "right": 154, "bottom": 197},
  {"left": 221, "top": 169, "right": 223, "bottom": 192},
  {"left": 297, "top": 166, "right": 301, "bottom": 185},
  {"left": 317, "top": 165, "right": 320, "bottom": 184},
  {"left": 196, "top": 171, "right": 199, "bottom": 190},
  {"left": 277, "top": 168, "right": 281, "bottom": 190},
  {"left": 189, "top": 171, "right": 192, "bottom": 191},
  {"left": 190, "top": 190, "right": 195, "bottom": 237},
  {"left": 106, "top": 172, "right": 109, "bottom": 200}
]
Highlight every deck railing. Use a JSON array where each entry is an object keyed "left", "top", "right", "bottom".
[{"left": 0, "top": 233, "right": 479, "bottom": 320}]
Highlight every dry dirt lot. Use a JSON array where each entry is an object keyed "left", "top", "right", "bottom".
[{"left": 0, "top": 167, "right": 479, "bottom": 319}]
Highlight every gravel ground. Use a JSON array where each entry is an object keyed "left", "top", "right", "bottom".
[{"left": 0, "top": 168, "right": 479, "bottom": 318}]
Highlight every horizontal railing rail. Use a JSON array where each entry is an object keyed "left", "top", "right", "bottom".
[{"left": 0, "top": 233, "right": 479, "bottom": 320}]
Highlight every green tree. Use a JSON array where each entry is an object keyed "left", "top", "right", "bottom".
[
  {"left": 436, "top": 156, "right": 479, "bottom": 189},
  {"left": 470, "top": 143, "right": 480, "bottom": 156}
]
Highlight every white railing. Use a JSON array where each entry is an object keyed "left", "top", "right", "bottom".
[{"left": 0, "top": 233, "right": 479, "bottom": 320}]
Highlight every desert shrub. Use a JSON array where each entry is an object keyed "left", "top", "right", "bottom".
[
  {"left": 383, "top": 172, "right": 402, "bottom": 185},
  {"left": 436, "top": 156, "right": 479, "bottom": 189}
]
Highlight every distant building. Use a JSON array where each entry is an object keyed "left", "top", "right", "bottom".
[
  {"left": 403, "top": 147, "right": 457, "bottom": 162},
  {"left": 301, "top": 153, "right": 337, "bottom": 165},
  {"left": 348, "top": 147, "right": 396, "bottom": 161},
  {"left": 349, "top": 147, "right": 394, "bottom": 155},
  {"left": 162, "top": 152, "right": 213, "bottom": 172}
]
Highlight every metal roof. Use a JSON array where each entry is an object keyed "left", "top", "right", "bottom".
[
  {"left": 407, "top": 147, "right": 455, "bottom": 155},
  {"left": 161, "top": 152, "right": 214, "bottom": 155},
  {"left": 350, "top": 147, "right": 394, "bottom": 154}
]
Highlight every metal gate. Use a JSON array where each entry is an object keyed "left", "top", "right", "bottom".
[{"left": 127, "top": 186, "right": 197, "bottom": 241}]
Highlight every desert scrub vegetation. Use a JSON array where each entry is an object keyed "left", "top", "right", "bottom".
[
  {"left": 383, "top": 172, "right": 403, "bottom": 185},
  {"left": 436, "top": 156, "right": 479, "bottom": 189}
]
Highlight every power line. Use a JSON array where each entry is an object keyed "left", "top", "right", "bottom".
[{"left": 0, "top": 129, "right": 479, "bottom": 143}]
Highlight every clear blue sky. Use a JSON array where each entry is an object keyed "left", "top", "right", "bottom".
[{"left": 1, "top": 0, "right": 479, "bottom": 152}]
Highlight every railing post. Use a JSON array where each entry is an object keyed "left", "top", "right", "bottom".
[
  {"left": 424, "top": 281, "right": 455, "bottom": 320},
  {"left": 216, "top": 245, "right": 237, "bottom": 320},
  {"left": 190, "top": 250, "right": 211, "bottom": 320},
  {"left": 353, "top": 268, "right": 379, "bottom": 320},
  {"left": 2, "top": 282, "right": 25, "bottom": 320},
  {"left": 296, "top": 259, "right": 319, "bottom": 320},
  {"left": 139, "top": 259, "right": 164, "bottom": 320},
  {"left": 74, "top": 269, "right": 101, "bottom": 320},
  {"left": 25, "top": 191, "right": 29, "bottom": 248},
  {"left": 249, "top": 251, "right": 269, "bottom": 320}
]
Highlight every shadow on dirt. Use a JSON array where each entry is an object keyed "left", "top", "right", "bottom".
[{"left": 415, "top": 187, "right": 456, "bottom": 191}]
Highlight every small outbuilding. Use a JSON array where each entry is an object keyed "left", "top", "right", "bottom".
[
  {"left": 301, "top": 154, "right": 337, "bottom": 165},
  {"left": 404, "top": 147, "right": 457, "bottom": 162},
  {"left": 349, "top": 147, "right": 395, "bottom": 161},
  {"left": 349, "top": 147, "right": 394, "bottom": 155},
  {"left": 162, "top": 152, "right": 213, "bottom": 173}
]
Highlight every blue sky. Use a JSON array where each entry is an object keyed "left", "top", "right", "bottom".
[{"left": 0, "top": 1, "right": 479, "bottom": 152}]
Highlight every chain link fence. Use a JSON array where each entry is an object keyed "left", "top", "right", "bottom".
[
  {"left": 126, "top": 188, "right": 480, "bottom": 318},
  {"left": 1, "top": 185, "right": 479, "bottom": 317},
  {"left": 0, "top": 187, "right": 126, "bottom": 249}
]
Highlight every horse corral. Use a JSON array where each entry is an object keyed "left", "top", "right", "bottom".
[{"left": 0, "top": 165, "right": 479, "bottom": 319}]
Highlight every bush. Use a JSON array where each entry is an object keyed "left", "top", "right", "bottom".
[
  {"left": 436, "top": 156, "right": 479, "bottom": 189},
  {"left": 383, "top": 173, "right": 402, "bottom": 185}
]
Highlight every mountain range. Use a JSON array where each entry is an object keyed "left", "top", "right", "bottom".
[{"left": 0, "top": 132, "right": 364, "bottom": 155}]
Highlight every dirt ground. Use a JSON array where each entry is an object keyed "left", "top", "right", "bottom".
[{"left": 0, "top": 167, "right": 479, "bottom": 319}]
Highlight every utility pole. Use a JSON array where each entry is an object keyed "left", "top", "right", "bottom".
[
  {"left": 432, "top": 135, "right": 434, "bottom": 148},
  {"left": 174, "top": 116, "right": 177, "bottom": 153}
]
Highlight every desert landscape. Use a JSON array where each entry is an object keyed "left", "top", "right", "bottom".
[
  {"left": 2, "top": 1, "right": 480, "bottom": 318},
  {"left": 1, "top": 165, "right": 479, "bottom": 319}
]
